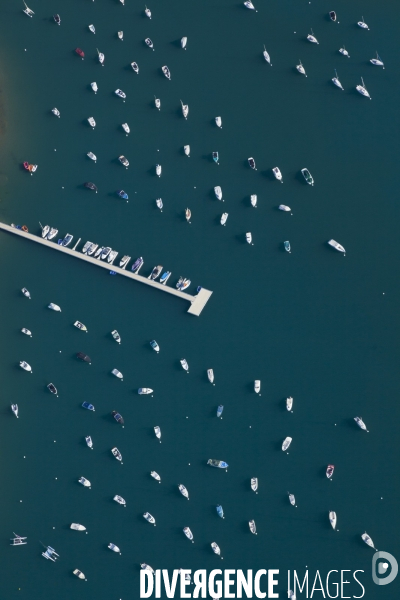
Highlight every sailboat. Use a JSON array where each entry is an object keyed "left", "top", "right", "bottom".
[
  {"left": 362, "top": 532, "right": 377, "bottom": 550},
  {"left": 154, "top": 426, "right": 161, "bottom": 442},
  {"left": 145, "top": 5, "right": 152, "bottom": 19},
  {"left": 181, "top": 37, "right": 188, "bottom": 49},
  {"left": 339, "top": 46, "right": 350, "bottom": 58},
  {"left": 154, "top": 96, "right": 161, "bottom": 110},
  {"left": 11, "top": 404, "right": 19, "bottom": 418},
  {"left": 220, "top": 212, "right": 228, "bottom": 226},
  {"left": 185, "top": 208, "right": 191, "bottom": 223},
  {"left": 296, "top": 60, "right": 307, "bottom": 76},
  {"left": 180, "top": 100, "right": 189, "bottom": 119},
  {"left": 244, "top": 1, "right": 257, "bottom": 11},
  {"left": 91, "top": 82, "right": 98, "bottom": 93},
  {"left": 307, "top": 29, "right": 319, "bottom": 44},
  {"left": 329, "top": 511, "right": 337, "bottom": 530},
  {"left": 23, "top": 1, "right": 34, "bottom": 17},
  {"left": 88, "top": 24, "right": 95, "bottom": 34},
  {"left": 207, "top": 369, "right": 215, "bottom": 384},
  {"left": 357, "top": 16, "right": 369, "bottom": 30},
  {"left": 332, "top": 70, "right": 344, "bottom": 90},
  {"left": 96, "top": 48, "right": 105, "bottom": 65},
  {"left": 263, "top": 45, "right": 271, "bottom": 65},
  {"left": 250, "top": 194, "right": 257, "bottom": 207},
  {"left": 354, "top": 417, "right": 369, "bottom": 432},
  {"left": 356, "top": 77, "right": 371, "bottom": 99},
  {"left": 215, "top": 116, "right": 222, "bottom": 128},
  {"left": 288, "top": 493, "right": 296, "bottom": 506},
  {"left": 370, "top": 52, "right": 384, "bottom": 69},
  {"left": 10, "top": 533, "right": 27, "bottom": 545},
  {"left": 184, "top": 145, "right": 190, "bottom": 157},
  {"left": 179, "top": 484, "right": 189, "bottom": 499}
]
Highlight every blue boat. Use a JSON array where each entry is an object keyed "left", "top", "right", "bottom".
[
  {"left": 216, "top": 505, "right": 225, "bottom": 519},
  {"left": 159, "top": 271, "right": 171, "bottom": 285},
  {"left": 109, "top": 271, "right": 117, "bottom": 275},
  {"left": 82, "top": 402, "right": 95, "bottom": 411},
  {"left": 131, "top": 257, "right": 144, "bottom": 273},
  {"left": 212, "top": 151, "right": 219, "bottom": 164},
  {"left": 196, "top": 286, "right": 202, "bottom": 293},
  {"left": 117, "top": 190, "right": 128, "bottom": 200},
  {"left": 217, "top": 405, "right": 224, "bottom": 418},
  {"left": 207, "top": 459, "right": 228, "bottom": 469}
]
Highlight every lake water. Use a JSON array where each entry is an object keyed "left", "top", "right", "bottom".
[{"left": 0, "top": 0, "right": 399, "bottom": 598}]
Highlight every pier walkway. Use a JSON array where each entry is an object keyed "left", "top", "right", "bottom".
[{"left": 0, "top": 222, "right": 212, "bottom": 316}]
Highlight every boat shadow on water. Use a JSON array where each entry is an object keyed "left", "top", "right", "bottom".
[{"left": 170, "top": 39, "right": 183, "bottom": 49}]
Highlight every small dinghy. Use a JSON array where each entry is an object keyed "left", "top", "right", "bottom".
[
  {"left": 282, "top": 436, "right": 292, "bottom": 452},
  {"left": 131, "top": 62, "right": 139, "bottom": 74},
  {"left": 108, "top": 543, "right": 121, "bottom": 554},
  {"left": 122, "top": 123, "right": 130, "bottom": 135},
  {"left": 220, "top": 212, "right": 228, "bottom": 226},
  {"left": 21, "top": 288, "right": 31, "bottom": 299},
  {"left": 279, "top": 205, "right": 291, "bottom": 213},
  {"left": 288, "top": 493, "right": 296, "bottom": 506},
  {"left": 78, "top": 477, "right": 91, "bottom": 488},
  {"left": 154, "top": 426, "right": 162, "bottom": 442},
  {"left": 52, "top": 108, "right": 60, "bottom": 118},
  {"left": 339, "top": 46, "right": 350, "bottom": 58},
  {"left": 151, "top": 471, "right": 161, "bottom": 483},
  {"left": 215, "top": 116, "right": 222, "bottom": 128},
  {"left": 112, "top": 411, "right": 124, "bottom": 426},
  {"left": 362, "top": 532, "right": 377, "bottom": 550},
  {"left": 354, "top": 417, "right": 368, "bottom": 432},
  {"left": 370, "top": 52, "right": 384, "bottom": 68},
  {"left": 332, "top": 70, "right": 344, "bottom": 90},
  {"left": 207, "top": 369, "right": 215, "bottom": 384},
  {"left": 184, "top": 145, "right": 190, "bottom": 157},
  {"left": 307, "top": 29, "right": 319, "bottom": 44},
  {"left": 286, "top": 396, "right": 293, "bottom": 412},
  {"left": 48, "top": 303, "right": 61, "bottom": 312},
  {"left": 90, "top": 82, "right": 98, "bottom": 93},
  {"left": 272, "top": 167, "right": 283, "bottom": 182},
  {"left": 251, "top": 478, "right": 258, "bottom": 493},
  {"left": 96, "top": 48, "right": 105, "bottom": 65},
  {"left": 114, "top": 495, "right": 126, "bottom": 506},
  {"left": 85, "top": 436, "right": 93, "bottom": 449},
  {"left": 357, "top": 16, "right": 369, "bottom": 30},
  {"left": 156, "top": 164, "right": 162, "bottom": 177},
  {"left": 118, "top": 31, "right": 123, "bottom": 41},
  {"left": 87, "top": 152, "right": 97, "bottom": 162},
  {"left": 356, "top": 77, "right": 371, "bottom": 99},
  {"left": 211, "top": 542, "right": 222, "bottom": 558},
  {"left": 88, "top": 24, "right": 95, "bottom": 34},
  {"left": 179, "top": 484, "right": 189, "bottom": 499},
  {"left": 47, "top": 383, "right": 58, "bottom": 396},
  {"left": 70, "top": 523, "right": 86, "bottom": 532},
  {"left": 143, "top": 512, "right": 156, "bottom": 525},
  {"left": 183, "top": 527, "right": 194, "bottom": 542},
  {"left": 162, "top": 65, "right": 171, "bottom": 80},
  {"left": 217, "top": 405, "right": 224, "bottom": 418},
  {"left": 214, "top": 186, "right": 223, "bottom": 201},
  {"left": 19, "top": 361, "right": 32, "bottom": 373},
  {"left": 244, "top": 1, "right": 257, "bottom": 11},
  {"left": 180, "top": 359, "right": 189, "bottom": 372},
  {"left": 111, "top": 447, "right": 123, "bottom": 463},
  {"left": 11, "top": 404, "right": 19, "bottom": 418},
  {"left": 249, "top": 520, "right": 257, "bottom": 535},
  {"left": 329, "top": 511, "right": 337, "bottom": 530},
  {"left": 112, "top": 368, "right": 123, "bottom": 381},
  {"left": 329, "top": 11, "right": 337, "bottom": 22},
  {"left": 248, "top": 157, "right": 256, "bottom": 170},
  {"left": 21, "top": 328, "right": 32, "bottom": 337},
  {"left": 73, "top": 569, "right": 86, "bottom": 580},
  {"left": 117, "top": 190, "right": 128, "bottom": 200},
  {"left": 296, "top": 60, "right": 307, "bottom": 76},
  {"left": 154, "top": 96, "right": 161, "bottom": 110},
  {"left": 156, "top": 198, "right": 163, "bottom": 211},
  {"left": 145, "top": 37, "right": 154, "bottom": 50},
  {"left": 254, "top": 380, "right": 261, "bottom": 395},
  {"left": 145, "top": 5, "right": 152, "bottom": 19},
  {"left": 181, "top": 37, "right": 187, "bottom": 49},
  {"left": 326, "top": 464, "right": 335, "bottom": 479},
  {"left": 82, "top": 402, "right": 95, "bottom": 411}
]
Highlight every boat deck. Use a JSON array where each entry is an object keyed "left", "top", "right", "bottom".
[{"left": 0, "top": 222, "right": 212, "bottom": 316}]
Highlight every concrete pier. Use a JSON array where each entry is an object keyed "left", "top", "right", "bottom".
[{"left": 0, "top": 222, "right": 212, "bottom": 316}]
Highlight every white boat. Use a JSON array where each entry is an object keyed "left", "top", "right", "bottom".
[
  {"left": 286, "top": 396, "right": 293, "bottom": 411},
  {"left": 120, "top": 255, "right": 131, "bottom": 269},
  {"left": 250, "top": 194, "right": 257, "bottom": 207},
  {"left": 332, "top": 70, "right": 344, "bottom": 90},
  {"left": 211, "top": 542, "right": 222, "bottom": 557},
  {"left": 23, "top": 2, "right": 34, "bottom": 17},
  {"left": 74, "top": 321, "right": 88, "bottom": 332},
  {"left": 21, "top": 288, "right": 31, "bottom": 299},
  {"left": 154, "top": 97, "right": 161, "bottom": 110},
  {"left": 154, "top": 426, "right": 161, "bottom": 442},
  {"left": 370, "top": 52, "right": 384, "bottom": 68},
  {"left": 179, "top": 484, "right": 189, "bottom": 499},
  {"left": 19, "top": 361, "right": 32, "bottom": 373},
  {"left": 150, "top": 471, "right": 161, "bottom": 483},
  {"left": 249, "top": 520, "right": 257, "bottom": 535},
  {"left": 288, "top": 493, "right": 296, "bottom": 506},
  {"left": 82, "top": 241, "right": 91, "bottom": 253},
  {"left": 339, "top": 46, "right": 350, "bottom": 58},
  {"left": 122, "top": 123, "right": 130, "bottom": 136},
  {"left": 214, "top": 186, "right": 223, "bottom": 201},
  {"left": 141, "top": 564, "right": 154, "bottom": 574},
  {"left": 156, "top": 164, "right": 162, "bottom": 177},
  {"left": 11, "top": 404, "right": 19, "bottom": 418},
  {"left": 48, "top": 302, "right": 61, "bottom": 312},
  {"left": 279, "top": 205, "right": 291, "bottom": 213},
  {"left": 357, "top": 16, "right": 369, "bottom": 30},
  {"left": 244, "top": 1, "right": 257, "bottom": 11},
  {"left": 138, "top": 388, "right": 153, "bottom": 395},
  {"left": 113, "top": 495, "right": 126, "bottom": 506},
  {"left": 263, "top": 45, "right": 271, "bottom": 65},
  {"left": 181, "top": 37, "right": 187, "bottom": 49},
  {"left": 184, "top": 145, "right": 190, "bottom": 157},
  {"left": 96, "top": 48, "right": 105, "bottom": 65},
  {"left": 88, "top": 24, "right": 95, "bottom": 34},
  {"left": 73, "top": 569, "right": 86, "bottom": 580},
  {"left": 296, "top": 60, "right": 307, "bottom": 76},
  {"left": 220, "top": 212, "right": 228, "bottom": 226},
  {"left": 21, "top": 328, "right": 32, "bottom": 337},
  {"left": 52, "top": 108, "right": 60, "bottom": 118},
  {"left": 112, "top": 368, "right": 123, "bottom": 380},
  {"left": 215, "top": 116, "right": 222, "bottom": 128},
  {"left": 40, "top": 224, "right": 50, "bottom": 238},
  {"left": 85, "top": 436, "right": 93, "bottom": 449},
  {"left": 329, "top": 511, "right": 337, "bottom": 530},
  {"left": 328, "top": 239, "right": 346, "bottom": 254},
  {"left": 144, "top": 5, "right": 151, "bottom": 19},
  {"left": 251, "top": 478, "right": 258, "bottom": 493},
  {"left": 161, "top": 65, "right": 171, "bottom": 79},
  {"left": 70, "top": 523, "right": 86, "bottom": 532},
  {"left": 119, "top": 155, "right": 129, "bottom": 168},
  {"left": 207, "top": 369, "right": 215, "bottom": 384},
  {"left": 185, "top": 208, "right": 191, "bottom": 223},
  {"left": 354, "top": 417, "right": 369, "bottom": 431},
  {"left": 183, "top": 527, "right": 194, "bottom": 542},
  {"left": 362, "top": 532, "right": 376, "bottom": 550},
  {"left": 78, "top": 477, "right": 91, "bottom": 488},
  {"left": 156, "top": 198, "right": 163, "bottom": 211},
  {"left": 282, "top": 437, "right": 292, "bottom": 452},
  {"left": 307, "top": 29, "right": 319, "bottom": 44},
  {"left": 180, "top": 100, "right": 189, "bottom": 119},
  {"left": 180, "top": 359, "right": 189, "bottom": 372},
  {"left": 118, "top": 31, "right": 123, "bottom": 41},
  {"left": 254, "top": 380, "right": 261, "bottom": 395},
  {"left": 87, "top": 243, "right": 98, "bottom": 256},
  {"left": 108, "top": 543, "right": 121, "bottom": 554},
  {"left": 88, "top": 117, "right": 96, "bottom": 128},
  {"left": 42, "top": 546, "right": 59, "bottom": 562},
  {"left": 87, "top": 152, "right": 97, "bottom": 162},
  {"left": 115, "top": 89, "right": 126, "bottom": 100},
  {"left": 108, "top": 250, "right": 118, "bottom": 264},
  {"left": 143, "top": 512, "right": 156, "bottom": 525},
  {"left": 272, "top": 167, "right": 283, "bottom": 182},
  {"left": 246, "top": 232, "right": 253, "bottom": 245},
  {"left": 111, "top": 447, "right": 123, "bottom": 463},
  {"left": 48, "top": 227, "right": 58, "bottom": 240},
  {"left": 356, "top": 77, "right": 371, "bottom": 99},
  {"left": 91, "top": 82, "right": 98, "bottom": 93},
  {"left": 10, "top": 532, "right": 27, "bottom": 545}
]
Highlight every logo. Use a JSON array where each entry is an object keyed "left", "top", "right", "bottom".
[{"left": 372, "top": 551, "right": 398, "bottom": 585}]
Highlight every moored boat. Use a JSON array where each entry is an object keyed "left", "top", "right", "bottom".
[
  {"left": 181, "top": 37, "right": 187, "bottom": 49},
  {"left": 329, "top": 511, "right": 337, "bottom": 530},
  {"left": 279, "top": 205, "right": 291, "bottom": 213},
  {"left": 160, "top": 271, "right": 171, "bottom": 285},
  {"left": 179, "top": 484, "right": 189, "bottom": 499},
  {"left": 288, "top": 493, "right": 296, "bottom": 506},
  {"left": 214, "top": 186, "right": 223, "bottom": 201},
  {"left": 11, "top": 404, "right": 19, "bottom": 418},
  {"left": 207, "top": 369, "right": 215, "bottom": 384},
  {"left": 48, "top": 227, "right": 58, "bottom": 240},
  {"left": 251, "top": 477, "right": 258, "bottom": 493},
  {"left": 249, "top": 520, "right": 257, "bottom": 534},
  {"left": 215, "top": 116, "right": 222, "bottom": 128},
  {"left": 286, "top": 396, "right": 293, "bottom": 411},
  {"left": 96, "top": 48, "right": 105, "bottom": 65},
  {"left": 108, "top": 543, "right": 121, "bottom": 554},
  {"left": 74, "top": 321, "right": 88, "bottom": 331},
  {"left": 10, "top": 532, "right": 27, "bottom": 545},
  {"left": 185, "top": 208, "right": 191, "bottom": 222},
  {"left": 328, "top": 239, "right": 346, "bottom": 254},
  {"left": 272, "top": 167, "right": 283, "bottom": 182},
  {"left": 141, "top": 563, "right": 154, "bottom": 573},
  {"left": 117, "top": 191, "right": 128, "bottom": 201},
  {"left": 212, "top": 151, "right": 219, "bottom": 164},
  {"left": 115, "top": 89, "right": 126, "bottom": 100},
  {"left": 362, "top": 532, "right": 376, "bottom": 550},
  {"left": 131, "top": 257, "right": 144, "bottom": 273},
  {"left": 284, "top": 241, "right": 291, "bottom": 253},
  {"left": 150, "top": 340, "right": 160, "bottom": 352},
  {"left": 370, "top": 52, "right": 384, "bottom": 68},
  {"left": 78, "top": 477, "right": 91, "bottom": 488},
  {"left": 112, "top": 368, "right": 123, "bottom": 381},
  {"left": 180, "top": 359, "right": 189, "bottom": 372},
  {"left": 82, "top": 401, "right": 95, "bottom": 411},
  {"left": 118, "top": 31, "right": 123, "bottom": 41},
  {"left": 85, "top": 181, "right": 98, "bottom": 192},
  {"left": 91, "top": 82, "right": 98, "bottom": 93},
  {"left": 354, "top": 417, "right": 368, "bottom": 431},
  {"left": 326, "top": 464, "right": 335, "bottom": 479},
  {"left": 61, "top": 233, "right": 73, "bottom": 247},
  {"left": 114, "top": 495, "right": 126, "bottom": 506},
  {"left": 216, "top": 505, "right": 224, "bottom": 518},
  {"left": 87, "top": 243, "right": 98, "bottom": 255},
  {"left": 19, "top": 361, "right": 32, "bottom": 373},
  {"left": 143, "top": 512, "right": 156, "bottom": 525},
  {"left": 85, "top": 435, "right": 93, "bottom": 449},
  {"left": 70, "top": 523, "right": 86, "bottom": 532},
  {"left": 145, "top": 37, "right": 154, "bottom": 50},
  {"left": 52, "top": 107, "right": 60, "bottom": 118},
  {"left": 244, "top": 0, "right": 257, "bottom": 10},
  {"left": 307, "top": 29, "right": 319, "bottom": 44},
  {"left": 329, "top": 11, "right": 337, "bottom": 22},
  {"left": 108, "top": 250, "right": 118, "bottom": 264},
  {"left": 119, "top": 155, "right": 129, "bottom": 168},
  {"left": 138, "top": 388, "right": 153, "bottom": 395},
  {"left": 148, "top": 265, "right": 163, "bottom": 280},
  {"left": 332, "top": 69, "right": 344, "bottom": 90},
  {"left": 47, "top": 383, "right": 58, "bottom": 396},
  {"left": 145, "top": 5, "right": 151, "bottom": 18},
  {"left": 180, "top": 100, "right": 189, "bottom": 119},
  {"left": 21, "top": 328, "right": 32, "bottom": 337},
  {"left": 248, "top": 157, "right": 256, "bottom": 170},
  {"left": 282, "top": 436, "right": 292, "bottom": 451},
  {"left": 246, "top": 232, "right": 253, "bottom": 245},
  {"left": 88, "top": 24, "right": 95, "bottom": 34},
  {"left": 254, "top": 380, "right": 261, "bottom": 395},
  {"left": 217, "top": 405, "right": 224, "bottom": 418},
  {"left": 156, "top": 164, "right": 162, "bottom": 177},
  {"left": 87, "top": 117, "right": 96, "bottom": 129},
  {"left": 211, "top": 542, "right": 222, "bottom": 557},
  {"left": 339, "top": 46, "right": 350, "bottom": 58},
  {"left": 184, "top": 145, "right": 190, "bottom": 157},
  {"left": 207, "top": 459, "right": 229, "bottom": 469},
  {"left": 296, "top": 60, "right": 307, "bottom": 76},
  {"left": 156, "top": 198, "right": 163, "bottom": 211},
  {"left": 263, "top": 45, "right": 271, "bottom": 65},
  {"left": 23, "top": 2, "right": 34, "bottom": 17},
  {"left": 154, "top": 426, "right": 161, "bottom": 442},
  {"left": 220, "top": 212, "right": 228, "bottom": 226},
  {"left": 120, "top": 255, "right": 131, "bottom": 269},
  {"left": 21, "top": 288, "right": 31, "bottom": 299},
  {"left": 151, "top": 471, "right": 161, "bottom": 483},
  {"left": 357, "top": 16, "right": 369, "bottom": 30},
  {"left": 73, "top": 569, "right": 86, "bottom": 580},
  {"left": 356, "top": 77, "right": 371, "bottom": 99},
  {"left": 77, "top": 352, "right": 91, "bottom": 363},
  {"left": 75, "top": 48, "right": 84, "bottom": 59},
  {"left": 122, "top": 123, "right": 130, "bottom": 135},
  {"left": 301, "top": 168, "right": 314, "bottom": 185},
  {"left": 154, "top": 97, "right": 161, "bottom": 110},
  {"left": 183, "top": 527, "right": 194, "bottom": 542},
  {"left": 112, "top": 411, "right": 124, "bottom": 426},
  {"left": 161, "top": 65, "right": 171, "bottom": 79},
  {"left": 111, "top": 447, "right": 123, "bottom": 463}
]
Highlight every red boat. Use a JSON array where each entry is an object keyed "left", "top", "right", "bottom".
[
  {"left": 23, "top": 162, "right": 29, "bottom": 170},
  {"left": 75, "top": 48, "right": 85, "bottom": 59},
  {"left": 326, "top": 465, "right": 335, "bottom": 479}
]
